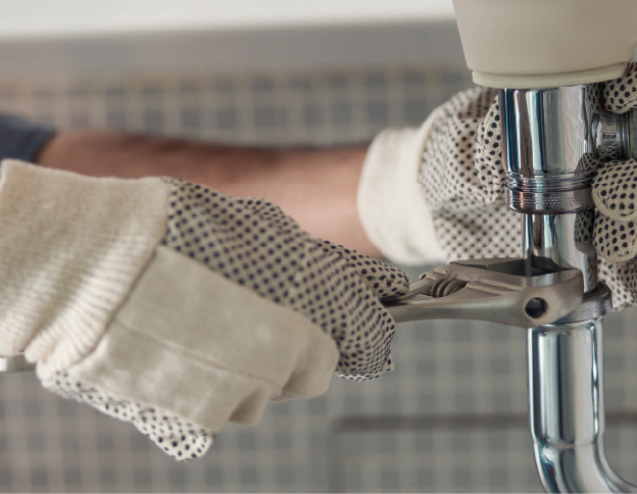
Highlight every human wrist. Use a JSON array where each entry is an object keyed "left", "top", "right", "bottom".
[{"left": 38, "top": 130, "right": 380, "bottom": 256}]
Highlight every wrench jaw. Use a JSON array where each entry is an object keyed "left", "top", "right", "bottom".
[{"left": 385, "top": 257, "right": 585, "bottom": 328}]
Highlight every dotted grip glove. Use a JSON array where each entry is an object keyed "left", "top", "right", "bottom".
[
  {"left": 0, "top": 159, "right": 408, "bottom": 460},
  {"left": 358, "top": 63, "right": 637, "bottom": 309},
  {"left": 592, "top": 66, "right": 637, "bottom": 263}
]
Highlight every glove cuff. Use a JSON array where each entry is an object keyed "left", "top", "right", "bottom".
[
  {"left": 358, "top": 122, "right": 447, "bottom": 265},
  {"left": 0, "top": 160, "right": 170, "bottom": 376},
  {"left": 0, "top": 114, "right": 55, "bottom": 162},
  {"left": 62, "top": 246, "right": 339, "bottom": 432}
]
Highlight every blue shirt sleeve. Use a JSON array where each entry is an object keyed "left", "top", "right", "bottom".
[{"left": 0, "top": 113, "right": 56, "bottom": 163}]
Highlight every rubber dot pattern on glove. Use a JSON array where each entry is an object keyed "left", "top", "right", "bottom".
[
  {"left": 317, "top": 239, "right": 409, "bottom": 300},
  {"left": 594, "top": 214, "right": 637, "bottom": 263},
  {"left": 593, "top": 159, "right": 637, "bottom": 219},
  {"left": 160, "top": 178, "right": 409, "bottom": 381},
  {"left": 420, "top": 87, "right": 521, "bottom": 262},
  {"left": 598, "top": 257, "right": 637, "bottom": 309},
  {"left": 42, "top": 372, "right": 213, "bottom": 461},
  {"left": 603, "top": 62, "right": 637, "bottom": 114}
]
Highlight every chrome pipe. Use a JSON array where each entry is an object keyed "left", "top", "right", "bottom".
[
  {"left": 501, "top": 86, "right": 637, "bottom": 492},
  {"left": 501, "top": 86, "right": 635, "bottom": 218},
  {"left": 528, "top": 319, "right": 635, "bottom": 492},
  {"left": 523, "top": 212, "right": 598, "bottom": 294}
]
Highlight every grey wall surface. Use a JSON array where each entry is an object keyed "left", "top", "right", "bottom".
[{"left": 0, "top": 65, "right": 636, "bottom": 492}]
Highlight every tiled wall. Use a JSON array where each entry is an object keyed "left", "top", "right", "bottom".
[{"left": 0, "top": 67, "right": 636, "bottom": 492}]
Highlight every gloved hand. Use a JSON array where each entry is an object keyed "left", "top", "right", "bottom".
[
  {"left": 592, "top": 68, "right": 637, "bottom": 262},
  {"left": 358, "top": 63, "right": 637, "bottom": 309},
  {"left": 0, "top": 159, "right": 408, "bottom": 460},
  {"left": 359, "top": 86, "right": 517, "bottom": 266}
]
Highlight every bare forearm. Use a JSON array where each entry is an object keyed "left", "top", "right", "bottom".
[{"left": 37, "top": 131, "right": 381, "bottom": 257}]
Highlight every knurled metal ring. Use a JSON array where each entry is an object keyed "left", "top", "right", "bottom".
[
  {"left": 507, "top": 188, "right": 594, "bottom": 214},
  {"left": 553, "top": 283, "right": 612, "bottom": 324}
]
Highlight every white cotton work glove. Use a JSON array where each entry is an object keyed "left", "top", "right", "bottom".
[
  {"left": 0, "top": 159, "right": 409, "bottom": 460},
  {"left": 359, "top": 86, "right": 516, "bottom": 267},
  {"left": 358, "top": 62, "right": 637, "bottom": 310},
  {"left": 590, "top": 63, "right": 637, "bottom": 308},
  {"left": 592, "top": 65, "right": 637, "bottom": 259}
]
